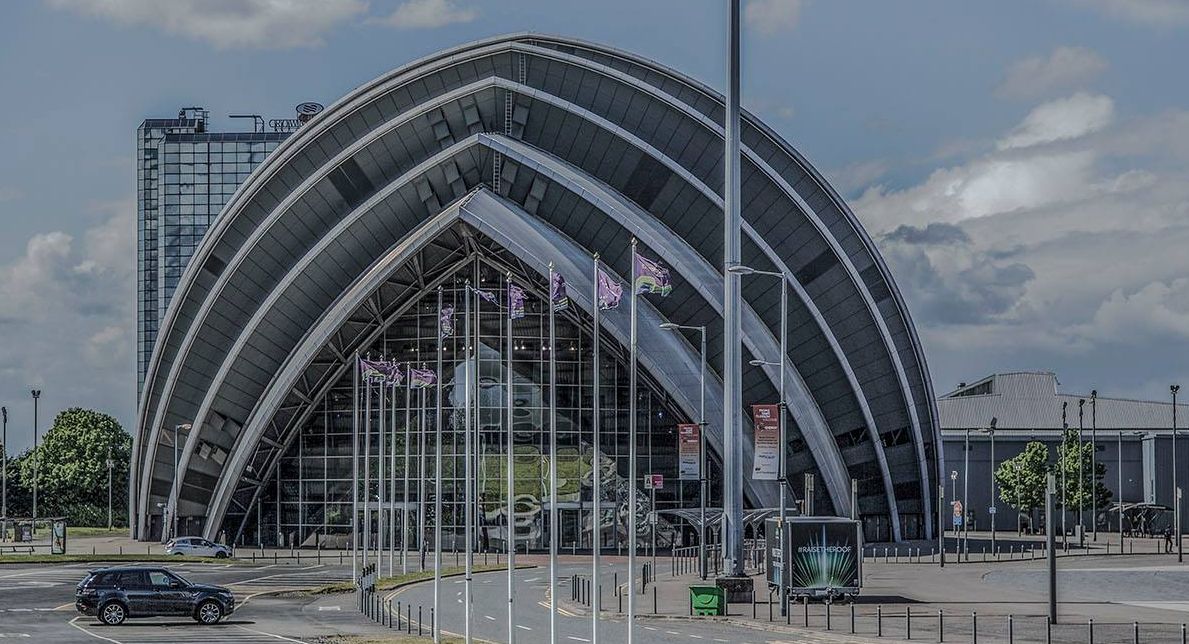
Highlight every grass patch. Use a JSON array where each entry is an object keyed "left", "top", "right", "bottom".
[
  {"left": 66, "top": 527, "right": 131, "bottom": 538},
  {"left": 0, "top": 554, "right": 244, "bottom": 565},
  {"left": 311, "top": 563, "right": 536, "bottom": 595}
]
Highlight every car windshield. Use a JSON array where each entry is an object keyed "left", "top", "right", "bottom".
[{"left": 170, "top": 571, "right": 192, "bottom": 586}]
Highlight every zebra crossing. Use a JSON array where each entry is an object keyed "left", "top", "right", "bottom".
[{"left": 226, "top": 565, "right": 352, "bottom": 593}]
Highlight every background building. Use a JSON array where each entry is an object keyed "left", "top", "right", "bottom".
[
  {"left": 131, "top": 34, "right": 943, "bottom": 547},
  {"left": 941, "top": 371, "right": 1189, "bottom": 535},
  {"left": 136, "top": 109, "right": 289, "bottom": 393}
]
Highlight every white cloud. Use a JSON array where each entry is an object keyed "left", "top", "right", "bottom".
[
  {"left": 47, "top": 0, "right": 367, "bottom": 49},
  {"left": 369, "top": 0, "right": 478, "bottom": 29},
  {"left": 744, "top": 0, "right": 803, "bottom": 36},
  {"left": 1064, "top": 0, "right": 1189, "bottom": 26},
  {"left": 996, "top": 46, "right": 1108, "bottom": 100},
  {"left": 0, "top": 199, "right": 135, "bottom": 446},
  {"left": 997, "top": 93, "right": 1114, "bottom": 150}
]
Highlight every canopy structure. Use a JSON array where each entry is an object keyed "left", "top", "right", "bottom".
[{"left": 131, "top": 34, "right": 942, "bottom": 545}]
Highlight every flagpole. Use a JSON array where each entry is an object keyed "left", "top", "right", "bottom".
[
  {"left": 434, "top": 286, "right": 444, "bottom": 644},
  {"left": 591, "top": 254, "right": 602, "bottom": 644},
  {"left": 628, "top": 238, "right": 639, "bottom": 644},
  {"left": 418, "top": 380, "right": 428, "bottom": 572},
  {"left": 548, "top": 264, "right": 559, "bottom": 644},
  {"left": 463, "top": 280, "right": 474, "bottom": 644},
  {"left": 403, "top": 367, "right": 411, "bottom": 575},
  {"left": 352, "top": 352, "right": 360, "bottom": 584},
  {"left": 364, "top": 364, "right": 372, "bottom": 572},
  {"left": 506, "top": 271, "right": 517, "bottom": 644},
  {"left": 389, "top": 377, "right": 397, "bottom": 578},
  {"left": 378, "top": 367, "right": 386, "bottom": 574}
]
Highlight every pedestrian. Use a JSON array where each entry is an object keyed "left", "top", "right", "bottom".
[{"left": 1165, "top": 528, "right": 1173, "bottom": 553}]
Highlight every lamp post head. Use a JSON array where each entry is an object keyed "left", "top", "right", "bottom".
[
  {"left": 1173, "top": 385, "right": 1181, "bottom": 395},
  {"left": 1, "top": 406, "right": 6, "bottom": 422},
  {"left": 1091, "top": 389, "right": 1097, "bottom": 399},
  {"left": 30, "top": 390, "right": 40, "bottom": 399},
  {"left": 726, "top": 264, "right": 756, "bottom": 276},
  {"left": 658, "top": 323, "right": 680, "bottom": 330},
  {"left": 990, "top": 417, "right": 997, "bottom": 431}
]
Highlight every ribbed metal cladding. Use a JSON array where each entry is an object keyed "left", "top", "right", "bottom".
[{"left": 133, "top": 33, "right": 940, "bottom": 544}]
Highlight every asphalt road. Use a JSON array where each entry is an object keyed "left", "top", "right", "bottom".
[
  {"left": 0, "top": 560, "right": 359, "bottom": 643},
  {"left": 388, "top": 562, "right": 792, "bottom": 644}
]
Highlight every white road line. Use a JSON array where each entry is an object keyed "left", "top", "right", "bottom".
[
  {"left": 485, "top": 615, "right": 496, "bottom": 620},
  {"left": 67, "top": 616, "right": 122, "bottom": 644},
  {"left": 234, "top": 625, "right": 310, "bottom": 643},
  {"left": 516, "top": 625, "right": 532, "bottom": 631},
  {"left": 567, "top": 637, "right": 591, "bottom": 642}
]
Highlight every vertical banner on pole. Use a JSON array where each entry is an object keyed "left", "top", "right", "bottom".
[
  {"left": 506, "top": 274, "right": 525, "bottom": 644},
  {"left": 752, "top": 404, "right": 781, "bottom": 480},
  {"left": 434, "top": 286, "right": 446, "bottom": 644},
  {"left": 463, "top": 280, "right": 474, "bottom": 644},
  {"left": 678, "top": 424, "right": 701, "bottom": 481},
  {"left": 402, "top": 367, "right": 411, "bottom": 575},
  {"left": 352, "top": 352, "right": 360, "bottom": 583},
  {"left": 548, "top": 265, "right": 565, "bottom": 644}
]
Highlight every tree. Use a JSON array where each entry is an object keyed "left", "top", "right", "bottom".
[
  {"left": 995, "top": 441, "right": 1050, "bottom": 532},
  {"left": 17, "top": 408, "right": 131, "bottom": 525},
  {"left": 1055, "top": 427, "right": 1112, "bottom": 514}
]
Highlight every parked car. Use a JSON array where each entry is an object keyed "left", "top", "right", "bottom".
[
  {"left": 164, "top": 536, "right": 233, "bottom": 558},
  {"left": 75, "top": 566, "right": 235, "bottom": 625}
]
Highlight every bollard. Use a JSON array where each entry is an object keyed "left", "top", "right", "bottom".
[
  {"left": 655, "top": 586, "right": 659, "bottom": 615},
  {"left": 751, "top": 589, "right": 755, "bottom": 619},
  {"left": 1008, "top": 614, "right": 1013, "bottom": 644},
  {"left": 1182, "top": 623, "right": 1186, "bottom": 644},
  {"left": 1047, "top": 618, "right": 1051, "bottom": 644},
  {"left": 418, "top": 606, "right": 423, "bottom": 636},
  {"left": 407, "top": 604, "right": 412, "bottom": 634},
  {"left": 906, "top": 606, "right": 912, "bottom": 640},
  {"left": 1089, "top": 618, "right": 1094, "bottom": 644},
  {"left": 851, "top": 603, "right": 856, "bottom": 634},
  {"left": 826, "top": 600, "right": 832, "bottom": 631},
  {"left": 804, "top": 596, "right": 809, "bottom": 627},
  {"left": 619, "top": 589, "right": 623, "bottom": 613},
  {"left": 938, "top": 608, "right": 943, "bottom": 643},
  {"left": 431, "top": 607, "right": 434, "bottom": 633},
  {"left": 878, "top": 605, "right": 883, "bottom": 637},
  {"left": 972, "top": 611, "right": 977, "bottom": 644},
  {"left": 768, "top": 588, "right": 773, "bottom": 622},
  {"left": 397, "top": 601, "right": 401, "bottom": 629},
  {"left": 1133, "top": 622, "right": 1139, "bottom": 644}
]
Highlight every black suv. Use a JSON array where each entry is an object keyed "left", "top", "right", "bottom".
[{"left": 75, "top": 566, "right": 236, "bottom": 626}]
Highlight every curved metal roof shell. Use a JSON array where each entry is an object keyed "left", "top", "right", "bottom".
[{"left": 131, "top": 34, "right": 942, "bottom": 542}]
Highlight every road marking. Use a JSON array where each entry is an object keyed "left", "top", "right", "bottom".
[
  {"left": 524, "top": 577, "right": 540, "bottom": 582},
  {"left": 485, "top": 615, "right": 496, "bottom": 620},
  {"left": 0, "top": 635, "right": 32, "bottom": 639},
  {"left": 234, "top": 625, "right": 310, "bottom": 643},
  {"left": 516, "top": 625, "right": 532, "bottom": 631},
  {"left": 689, "top": 635, "right": 703, "bottom": 639},
  {"left": 567, "top": 637, "right": 591, "bottom": 642},
  {"left": 317, "top": 605, "right": 341, "bottom": 611},
  {"left": 666, "top": 631, "right": 681, "bottom": 635},
  {"left": 67, "top": 616, "right": 122, "bottom": 644}
]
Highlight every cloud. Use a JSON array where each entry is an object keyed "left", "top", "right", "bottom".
[
  {"left": 0, "top": 198, "right": 135, "bottom": 449},
  {"left": 1063, "top": 0, "right": 1189, "bottom": 26},
  {"left": 46, "top": 0, "right": 367, "bottom": 49},
  {"left": 1081, "top": 278, "right": 1189, "bottom": 343},
  {"left": 0, "top": 187, "right": 21, "bottom": 202},
  {"left": 996, "top": 46, "right": 1108, "bottom": 100},
  {"left": 997, "top": 93, "right": 1114, "bottom": 150},
  {"left": 369, "top": 0, "right": 478, "bottom": 29},
  {"left": 744, "top": 0, "right": 803, "bottom": 35}
]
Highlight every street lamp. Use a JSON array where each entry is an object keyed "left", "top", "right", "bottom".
[
  {"left": 106, "top": 446, "right": 114, "bottom": 531},
  {"left": 963, "top": 428, "right": 971, "bottom": 560},
  {"left": 1078, "top": 398, "right": 1085, "bottom": 546},
  {"left": 169, "top": 423, "right": 191, "bottom": 541},
  {"left": 982, "top": 418, "right": 998, "bottom": 553},
  {"left": 1090, "top": 390, "right": 1097, "bottom": 542},
  {"left": 658, "top": 322, "right": 708, "bottom": 580},
  {"left": 31, "top": 390, "right": 40, "bottom": 534},
  {"left": 1, "top": 405, "right": 6, "bottom": 542},
  {"left": 1173, "top": 385, "right": 1181, "bottom": 559}
]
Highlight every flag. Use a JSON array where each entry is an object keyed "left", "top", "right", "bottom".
[
  {"left": 440, "top": 306, "right": 455, "bottom": 339},
  {"left": 633, "top": 251, "right": 672, "bottom": 296},
  {"left": 475, "top": 287, "right": 498, "bottom": 305},
  {"left": 359, "top": 357, "right": 388, "bottom": 383},
  {"left": 410, "top": 367, "right": 437, "bottom": 388},
  {"left": 596, "top": 268, "right": 623, "bottom": 310},
  {"left": 550, "top": 271, "right": 569, "bottom": 312},
  {"left": 508, "top": 283, "right": 526, "bottom": 320},
  {"left": 383, "top": 360, "right": 404, "bottom": 387}
]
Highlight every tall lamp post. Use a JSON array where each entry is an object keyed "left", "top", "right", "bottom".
[
  {"left": 659, "top": 322, "right": 707, "bottom": 579},
  {"left": 31, "top": 389, "right": 40, "bottom": 533},
  {"left": 1090, "top": 390, "right": 1097, "bottom": 542},
  {"left": 170, "top": 423, "right": 190, "bottom": 541},
  {"left": 106, "top": 446, "right": 114, "bottom": 531},
  {"left": 986, "top": 418, "right": 998, "bottom": 553},
  {"left": 1077, "top": 399, "right": 1085, "bottom": 546},
  {"left": 1173, "top": 385, "right": 1181, "bottom": 561},
  {"left": 1, "top": 405, "right": 7, "bottom": 542},
  {"left": 963, "top": 428, "right": 970, "bottom": 560}
]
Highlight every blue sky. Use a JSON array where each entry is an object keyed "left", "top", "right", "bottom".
[{"left": 2, "top": 0, "right": 1189, "bottom": 451}]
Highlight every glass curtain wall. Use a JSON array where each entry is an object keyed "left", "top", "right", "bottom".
[{"left": 242, "top": 259, "right": 719, "bottom": 551}]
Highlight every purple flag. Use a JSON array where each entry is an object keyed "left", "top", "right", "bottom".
[
  {"left": 475, "top": 287, "right": 498, "bottom": 305},
  {"left": 440, "top": 306, "right": 455, "bottom": 339},
  {"left": 410, "top": 367, "right": 436, "bottom": 388},
  {"left": 383, "top": 360, "right": 404, "bottom": 386},
  {"left": 359, "top": 357, "right": 387, "bottom": 383},
  {"left": 550, "top": 271, "right": 569, "bottom": 312},
  {"left": 508, "top": 283, "right": 526, "bottom": 320},
  {"left": 633, "top": 251, "right": 672, "bottom": 296},
  {"left": 596, "top": 268, "right": 623, "bottom": 310}
]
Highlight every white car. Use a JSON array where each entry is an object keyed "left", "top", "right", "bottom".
[{"left": 164, "top": 536, "right": 233, "bottom": 558}]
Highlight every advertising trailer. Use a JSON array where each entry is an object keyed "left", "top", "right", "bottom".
[{"left": 767, "top": 516, "right": 862, "bottom": 600}]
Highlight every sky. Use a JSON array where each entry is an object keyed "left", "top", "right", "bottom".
[{"left": 2, "top": 0, "right": 1189, "bottom": 452}]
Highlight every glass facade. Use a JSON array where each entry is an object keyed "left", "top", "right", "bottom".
[
  {"left": 136, "top": 109, "right": 288, "bottom": 394},
  {"left": 233, "top": 261, "right": 720, "bottom": 552}
]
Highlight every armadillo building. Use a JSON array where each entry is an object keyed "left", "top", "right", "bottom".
[{"left": 131, "top": 34, "right": 943, "bottom": 547}]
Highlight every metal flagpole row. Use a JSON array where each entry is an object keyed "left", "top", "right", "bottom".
[
  {"left": 463, "top": 279, "right": 474, "bottom": 644},
  {"left": 378, "top": 369, "right": 386, "bottom": 573},
  {"left": 418, "top": 384, "right": 427, "bottom": 571},
  {"left": 364, "top": 366, "right": 372, "bottom": 571},
  {"left": 403, "top": 368, "right": 411, "bottom": 575},
  {"left": 628, "top": 238, "right": 639, "bottom": 644},
  {"left": 591, "top": 254, "right": 603, "bottom": 644},
  {"left": 434, "top": 286, "right": 445, "bottom": 644},
  {"left": 389, "top": 377, "right": 397, "bottom": 578},
  {"left": 505, "top": 272, "right": 517, "bottom": 644},
  {"left": 352, "top": 352, "right": 360, "bottom": 583},
  {"left": 548, "top": 263, "right": 560, "bottom": 644}
]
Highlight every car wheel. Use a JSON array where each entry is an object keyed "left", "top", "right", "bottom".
[
  {"left": 100, "top": 602, "right": 127, "bottom": 626},
  {"left": 195, "top": 599, "right": 223, "bottom": 624},
  {"left": 215, "top": 551, "right": 228, "bottom": 559},
  {"left": 173, "top": 551, "right": 185, "bottom": 555}
]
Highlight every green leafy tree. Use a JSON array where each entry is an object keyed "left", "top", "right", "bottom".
[
  {"left": 1055, "top": 427, "right": 1112, "bottom": 513},
  {"left": 995, "top": 441, "right": 1050, "bottom": 526},
  {"left": 17, "top": 408, "right": 131, "bottom": 525}
]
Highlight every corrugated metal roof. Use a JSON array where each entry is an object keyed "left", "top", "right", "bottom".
[{"left": 939, "top": 372, "right": 1187, "bottom": 430}]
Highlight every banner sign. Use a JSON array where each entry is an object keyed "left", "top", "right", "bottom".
[
  {"left": 752, "top": 404, "right": 780, "bottom": 480},
  {"left": 644, "top": 473, "right": 664, "bottom": 490},
  {"left": 678, "top": 423, "right": 701, "bottom": 480}
]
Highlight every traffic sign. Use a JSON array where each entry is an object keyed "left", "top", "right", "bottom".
[
  {"left": 645, "top": 473, "right": 664, "bottom": 490},
  {"left": 989, "top": 506, "right": 997, "bottom": 515}
]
